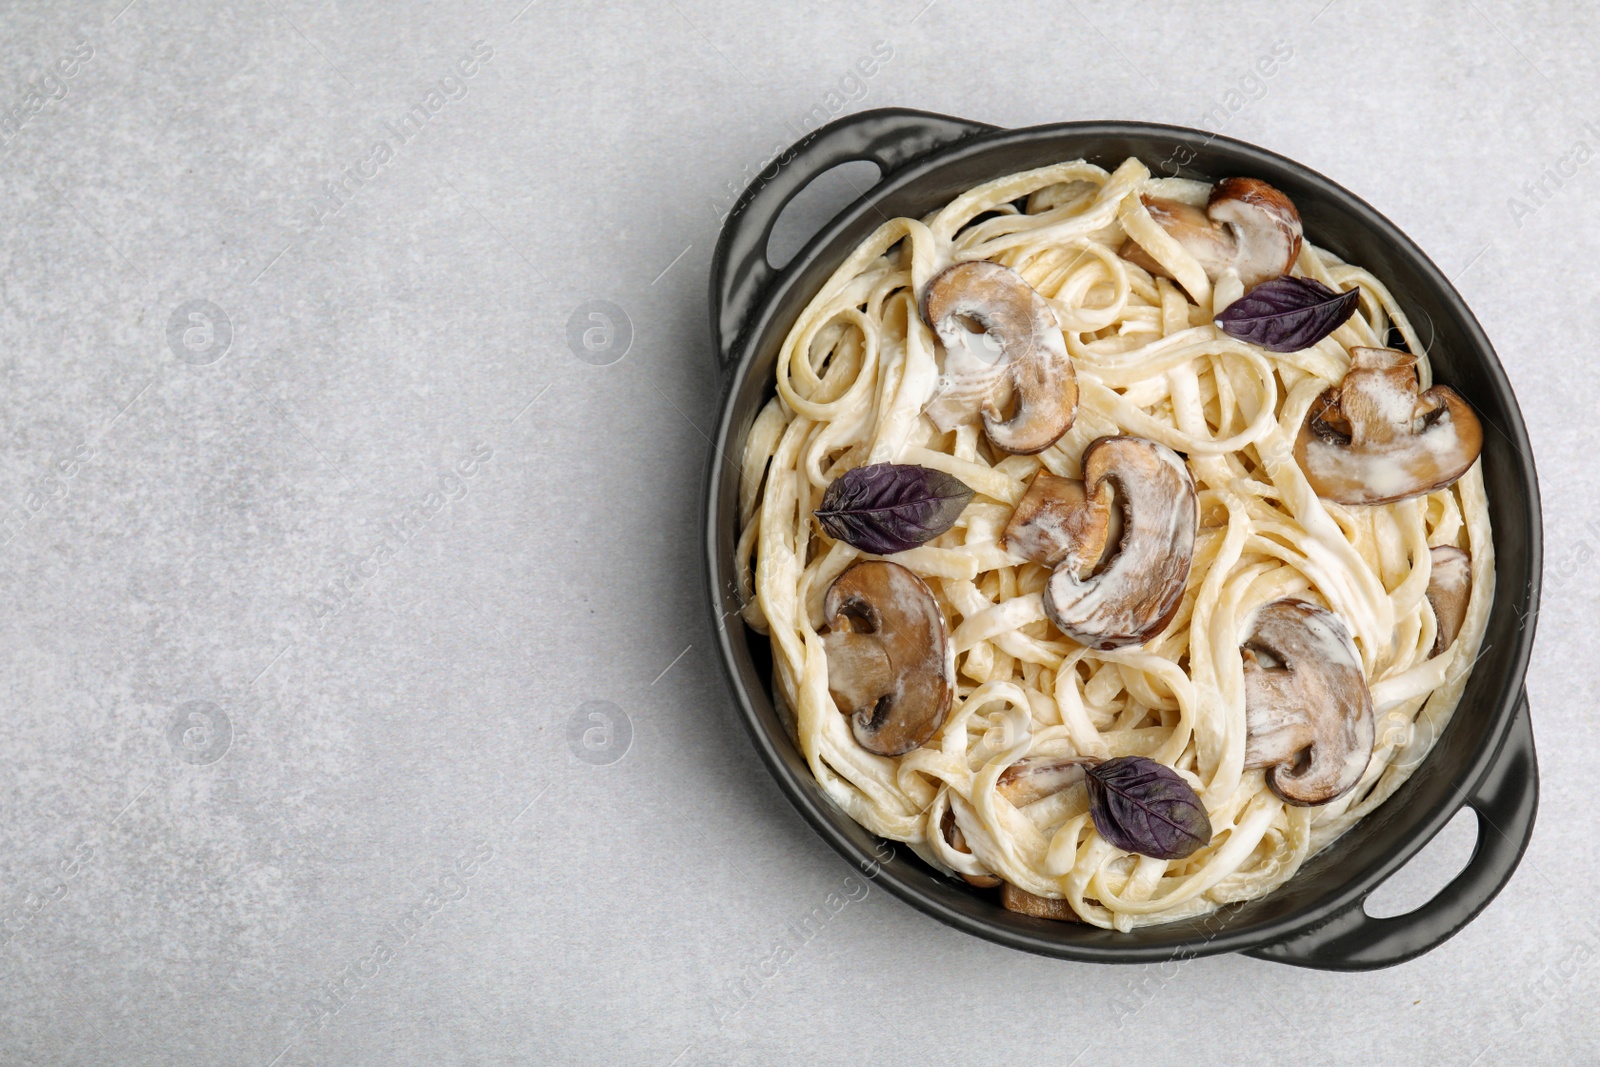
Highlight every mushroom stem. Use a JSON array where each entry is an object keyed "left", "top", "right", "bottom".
[
  {"left": 1120, "top": 197, "right": 1237, "bottom": 283},
  {"left": 1341, "top": 347, "right": 1424, "bottom": 448},
  {"left": 820, "top": 631, "right": 892, "bottom": 713},
  {"left": 1042, "top": 436, "right": 1198, "bottom": 650},
  {"left": 1003, "top": 471, "right": 1111, "bottom": 571}
]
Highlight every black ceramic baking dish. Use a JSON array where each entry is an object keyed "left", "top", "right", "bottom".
[{"left": 703, "top": 109, "right": 1541, "bottom": 969}]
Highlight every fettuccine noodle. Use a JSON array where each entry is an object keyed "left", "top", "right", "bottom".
[{"left": 736, "top": 157, "right": 1493, "bottom": 929}]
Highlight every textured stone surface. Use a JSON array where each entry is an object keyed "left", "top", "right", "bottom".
[{"left": 0, "top": 0, "right": 1594, "bottom": 1063}]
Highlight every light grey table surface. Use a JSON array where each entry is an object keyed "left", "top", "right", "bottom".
[{"left": 1, "top": 0, "right": 1595, "bottom": 1064}]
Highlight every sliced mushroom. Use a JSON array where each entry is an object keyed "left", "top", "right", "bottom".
[
  {"left": 1121, "top": 198, "right": 1235, "bottom": 280},
  {"left": 920, "top": 261, "right": 1078, "bottom": 455},
  {"left": 942, "top": 760, "right": 1089, "bottom": 892},
  {"left": 1120, "top": 177, "right": 1303, "bottom": 290},
  {"left": 999, "top": 881, "right": 1081, "bottom": 922},
  {"left": 996, "top": 756, "right": 1087, "bottom": 807},
  {"left": 1041, "top": 436, "right": 1197, "bottom": 650},
  {"left": 1427, "top": 546, "right": 1471, "bottom": 655},
  {"left": 1242, "top": 599, "right": 1375, "bottom": 806},
  {"left": 1294, "top": 347, "right": 1484, "bottom": 505},
  {"left": 939, "top": 808, "right": 1000, "bottom": 888},
  {"left": 1207, "top": 179, "right": 1304, "bottom": 287},
  {"left": 821, "top": 560, "right": 953, "bottom": 756}
]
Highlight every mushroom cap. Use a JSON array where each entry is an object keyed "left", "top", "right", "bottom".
[
  {"left": 921, "top": 261, "right": 1078, "bottom": 455},
  {"left": 1242, "top": 598, "right": 1375, "bottom": 806},
  {"left": 1426, "top": 546, "right": 1472, "bottom": 655},
  {"left": 1119, "top": 177, "right": 1302, "bottom": 291},
  {"left": 1042, "top": 436, "right": 1198, "bottom": 650},
  {"left": 1294, "top": 347, "right": 1484, "bottom": 505},
  {"left": 821, "top": 560, "right": 954, "bottom": 756},
  {"left": 1002, "top": 470, "right": 1111, "bottom": 569}
]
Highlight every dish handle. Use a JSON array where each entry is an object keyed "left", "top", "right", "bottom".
[
  {"left": 1247, "top": 689, "right": 1538, "bottom": 971},
  {"left": 709, "top": 107, "right": 995, "bottom": 368}
]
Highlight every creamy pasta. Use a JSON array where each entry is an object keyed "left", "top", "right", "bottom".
[{"left": 735, "top": 156, "right": 1493, "bottom": 929}]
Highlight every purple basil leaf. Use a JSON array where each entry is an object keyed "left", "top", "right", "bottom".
[
  {"left": 1084, "top": 756, "right": 1212, "bottom": 860},
  {"left": 814, "top": 463, "right": 975, "bottom": 555},
  {"left": 1214, "top": 276, "right": 1360, "bottom": 353}
]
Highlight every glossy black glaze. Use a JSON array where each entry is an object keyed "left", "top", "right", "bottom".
[{"left": 703, "top": 109, "right": 1541, "bottom": 968}]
